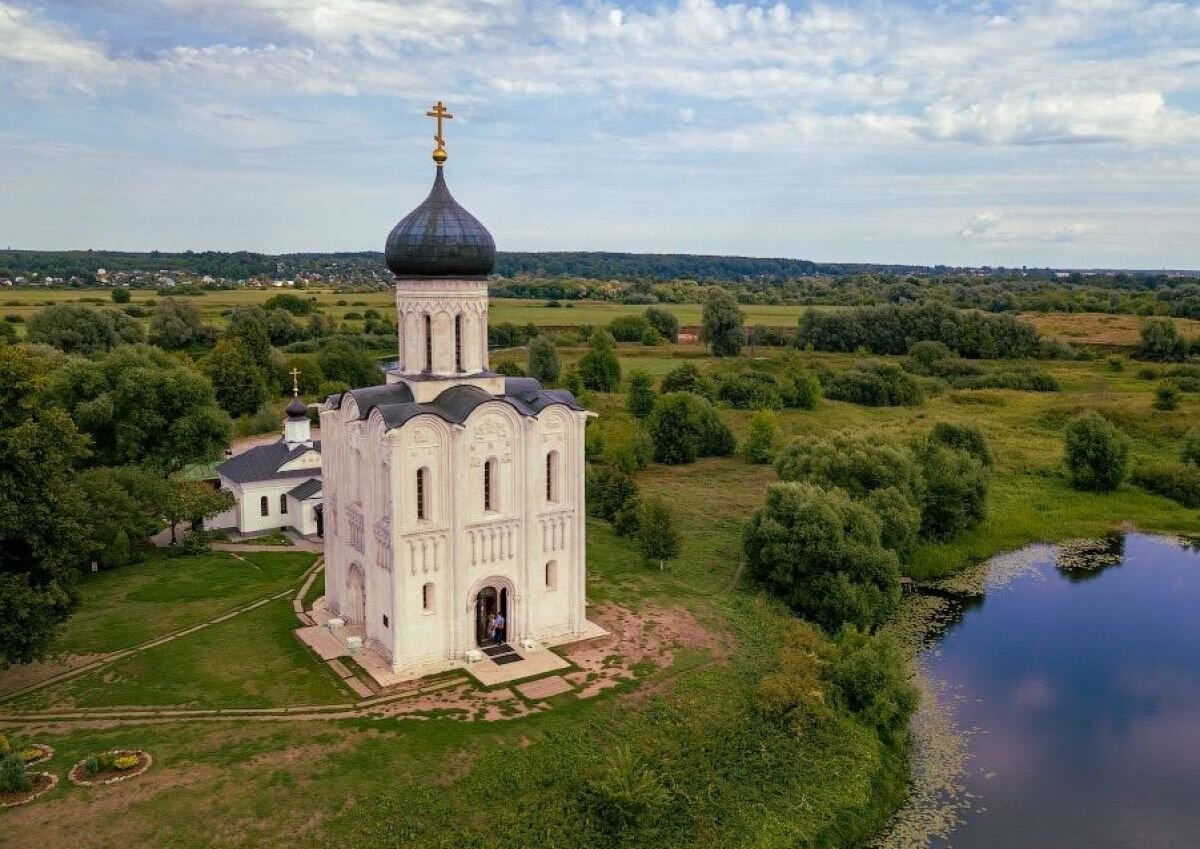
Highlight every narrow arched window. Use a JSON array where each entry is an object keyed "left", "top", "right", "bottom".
[
  {"left": 416, "top": 467, "right": 428, "bottom": 521},
  {"left": 546, "top": 450, "right": 559, "bottom": 503},
  {"left": 545, "top": 560, "right": 558, "bottom": 589},
  {"left": 280, "top": 494, "right": 288, "bottom": 514},
  {"left": 484, "top": 458, "right": 497, "bottom": 512},
  {"left": 424, "top": 313, "right": 433, "bottom": 372},
  {"left": 455, "top": 313, "right": 463, "bottom": 373},
  {"left": 423, "top": 582, "right": 435, "bottom": 611},
  {"left": 260, "top": 495, "right": 269, "bottom": 517}
]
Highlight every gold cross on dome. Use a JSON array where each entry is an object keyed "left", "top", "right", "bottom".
[
  {"left": 290, "top": 367, "right": 301, "bottom": 395},
  {"left": 426, "top": 100, "right": 453, "bottom": 165}
]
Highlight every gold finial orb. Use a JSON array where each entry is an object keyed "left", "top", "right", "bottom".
[{"left": 426, "top": 100, "right": 453, "bottom": 167}]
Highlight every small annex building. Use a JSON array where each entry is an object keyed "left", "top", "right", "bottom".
[{"left": 207, "top": 393, "right": 324, "bottom": 538}]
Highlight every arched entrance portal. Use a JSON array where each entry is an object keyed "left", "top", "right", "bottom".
[{"left": 474, "top": 584, "right": 510, "bottom": 646}]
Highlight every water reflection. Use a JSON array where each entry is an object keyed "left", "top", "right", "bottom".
[{"left": 923, "top": 534, "right": 1200, "bottom": 849}]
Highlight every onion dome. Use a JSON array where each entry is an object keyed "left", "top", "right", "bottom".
[
  {"left": 286, "top": 395, "right": 308, "bottom": 419},
  {"left": 384, "top": 167, "right": 496, "bottom": 277}
]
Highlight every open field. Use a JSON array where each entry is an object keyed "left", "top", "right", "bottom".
[{"left": 7, "top": 287, "right": 1200, "bottom": 347}]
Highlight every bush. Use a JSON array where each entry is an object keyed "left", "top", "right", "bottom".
[
  {"left": 0, "top": 753, "right": 31, "bottom": 794},
  {"left": 949, "top": 369, "right": 1060, "bottom": 392},
  {"left": 1130, "top": 462, "right": 1200, "bottom": 507},
  {"left": 783, "top": 372, "right": 822, "bottom": 410},
  {"left": 865, "top": 487, "right": 922, "bottom": 560},
  {"left": 180, "top": 529, "right": 211, "bottom": 555},
  {"left": 1182, "top": 428, "right": 1200, "bottom": 466},
  {"left": 625, "top": 370, "right": 656, "bottom": 419},
  {"left": 827, "top": 629, "right": 918, "bottom": 740},
  {"left": 578, "top": 331, "right": 621, "bottom": 392},
  {"left": 608, "top": 315, "right": 652, "bottom": 343},
  {"left": 743, "top": 482, "right": 901, "bottom": 632},
  {"left": 1136, "top": 317, "right": 1188, "bottom": 362},
  {"left": 644, "top": 307, "right": 679, "bottom": 343},
  {"left": 775, "top": 432, "right": 923, "bottom": 502},
  {"left": 636, "top": 497, "right": 681, "bottom": 569},
  {"left": 646, "top": 392, "right": 734, "bottom": 464},
  {"left": 494, "top": 360, "right": 526, "bottom": 377},
  {"left": 716, "top": 371, "right": 783, "bottom": 410},
  {"left": 660, "top": 363, "right": 716, "bottom": 399},
  {"left": 928, "top": 421, "right": 993, "bottom": 468},
  {"left": 1153, "top": 382, "right": 1181, "bottom": 411},
  {"left": 903, "top": 341, "right": 953, "bottom": 374},
  {"left": 111, "top": 287, "right": 131, "bottom": 304},
  {"left": 1064, "top": 411, "right": 1130, "bottom": 491},
  {"left": 914, "top": 442, "right": 989, "bottom": 539},
  {"left": 527, "top": 337, "right": 560, "bottom": 385},
  {"left": 823, "top": 362, "right": 923, "bottom": 407},
  {"left": 742, "top": 410, "right": 780, "bottom": 464},
  {"left": 587, "top": 466, "right": 639, "bottom": 524},
  {"left": 639, "top": 327, "right": 661, "bottom": 346},
  {"left": 599, "top": 418, "right": 653, "bottom": 473},
  {"left": 1107, "top": 356, "right": 1125, "bottom": 372}
]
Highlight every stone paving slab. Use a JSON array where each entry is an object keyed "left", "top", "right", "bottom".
[
  {"left": 343, "top": 677, "right": 375, "bottom": 698},
  {"left": 327, "top": 658, "right": 351, "bottom": 678},
  {"left": 466, "top": 649, "right": 569, "bottom": 687},
  {"left": 516, "top": 675, "right": 574, "bottom": 701}
]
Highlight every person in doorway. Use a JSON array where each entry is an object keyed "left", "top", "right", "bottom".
[
  {"left": 492, "top": 611, "right": 506, "bottom": 645},
  {"left": 485, "top": 611, "right": 497, "bottom": 644}
]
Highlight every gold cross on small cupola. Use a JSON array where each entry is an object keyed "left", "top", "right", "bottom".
[
  {"left": 426, "top": 100, "right": 453, "bottom": 165},
  {"left": 290, "top": 367, "right": 301, "bottom": 396}
]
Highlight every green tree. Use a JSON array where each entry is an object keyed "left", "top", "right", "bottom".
[
  {"left": 317, "top": 339, "right": 380, "bottom": 388},
  {"left": 599, "top": 417, "right": 653, "bottom": 473},
  {"left": 149, "top": 297, "right": 213, "bottom": 350},
  {"left": 700, "top": 288, "right": 745, "bottom": 357},
  {"left": 226, "top": 306, "right": 273, "bottom": 372},
  {"left": 928, "top": 421, "right": 993, "bottom": 468},
  {"left": 103, "top": 528, "right": 133, "bottom": 568},
  {"left": 578, "top": 330, "right": 621, "bottom": 392},
  {"left": 263, "top": 293, "right": 314, "bottom": 315},
  {"left": 865, "top": 486, "right": 922, "bottom": 560},
  {"left": 1136, "top": 317, "right": 1187, "bottom": 362},
  {"left": 743, "top": 482, "right": 901, "bottom": 632},
  {"left": 742, "top": 409, "right": 780, "bottom": 464},
  {"left": 77, "top": 466, "right": 171, "bottom": 562},
  {"left": 637, "top": 497, "right": 681, "bottom": 569},
  {"left": 644, "top": 307, "right": 680, "bottom": 343},
  {"left": 494, "top": 360, "right": 526, "bottom": 377},
  {"left": 607, "top": 315, "right": 652, "bottom": 342},
  {"left": 660, "top": 362, "right": 716, "bottom": 398},
  {"left": 45, "top": 344, "right": 231, "bottom": 473},
  {"left": 1064, "top": 411, "right": 1130, "bottom": 491},
  {"left": 784, "top": 372, "right": 821, "bottom": 410},
  {"left": 0, "top": 345, "right": 91, "bottom": 666},
  {"left": 914, "top": 441, "right": 989, "bottom": 539},
  {"left": 110, "top": 287, "right": 131, "bottom": 304},
  {"left": 163, "top": 480, "right": 235, "bottom": 544},
  {"left": 26, "top": 304, "right": 120, "bottom": 354},
  {"left": 646, "top": 391, "right": 734, "bottom": 464},
  {"left": 828, "top": 628, "right": 918, "bottom": 740},
  {"left": 775, "top": 432, "right": 923, "bottom": 502},
  {"left": 587, "top": 466, "right": 639, "bottom": 526},
  {"left": 205, "top": 337, "right": 270, "bottom": 417},
  {"left": 527, "top": 337, "right": 561, "bottom": 385},
  {"left": 267, "top": 309, "right": 302, "bottom": 346},
  {"left": 625, "top": 370, "right": 656, "bottom": 419}
]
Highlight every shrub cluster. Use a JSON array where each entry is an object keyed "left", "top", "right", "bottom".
[
  {"left": 646, "top": 392, "right": 736, "bottom": 464},
  {"left": 1063, "top": 411, "right": 1130, "bottom": 491},
  {"left": 1130, "top": 462, "right": 1200, "bottom": 507},
  {"left": 796, "top": 302, "right": 1042, "bottom": 359},
  {"left": 822, "top": 361, "right": 924, "bottom": 407},
  {"left": 0, "top": 752, "right": 31, "bottom": 794}
]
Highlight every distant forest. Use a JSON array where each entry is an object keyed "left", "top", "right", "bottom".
[{"left": 7, "top": 248, "right": 1186, "bottom": 284}]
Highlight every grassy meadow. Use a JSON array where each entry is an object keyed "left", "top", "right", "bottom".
[{"left": 2, "top": 290, "right": 1198, "bottom": 848}]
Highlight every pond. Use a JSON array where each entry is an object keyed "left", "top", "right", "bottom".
[{"left": 895, "top": 533, "right": 1200, "bottom": 849}]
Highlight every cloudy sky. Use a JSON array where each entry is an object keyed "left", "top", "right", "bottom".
[{"left": 2, "top": 0, "right": 1198, "bottom": 268}]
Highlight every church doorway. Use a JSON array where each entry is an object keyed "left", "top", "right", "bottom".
[{"left": 474, "top": 585, "right": 509, "bottom": 646}]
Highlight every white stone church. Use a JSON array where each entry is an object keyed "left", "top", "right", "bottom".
[{"left": 319, "top": 112, "right": 596, "bottom": 680}]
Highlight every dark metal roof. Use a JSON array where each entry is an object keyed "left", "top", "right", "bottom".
[
  {"left": 385, "top": 168, "right": 496, "bottom": 277},
  {"left": 328, "top": 377, "right": 583, "bottom": 431},
  {"left": 217, "top": 440, "right": 322, "bottom": 484},
  {"left": 287, "top": 478, "right": 323, "bottom": 500},
  {"left": 285, "top": 395, "right": 308, "bottom": 418}
]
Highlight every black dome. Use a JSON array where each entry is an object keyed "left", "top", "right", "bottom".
[
  {"left": 286, "top": 395, "right": 308, "bottom": 418},
  {"left": 385, "top": 168, "right": 495, "bottom": 277}
]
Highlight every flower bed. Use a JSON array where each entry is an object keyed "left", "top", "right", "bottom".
[
  {"left": 0, "top": 771, "right": 58, "bottom": 808},
  {"left": 19, "top": 743, "right": 54, "bottom": 767},
  {"left": 68, "top": 750, "right": 153, "bottom": 787}
]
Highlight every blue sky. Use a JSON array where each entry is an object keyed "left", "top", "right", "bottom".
[{"left": 1, "top": 0, "right": 1198, "bottom": 268}]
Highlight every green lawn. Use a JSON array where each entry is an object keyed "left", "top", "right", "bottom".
[{"left": 47, "top": 550, "right": 316, "bottom": 657}]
